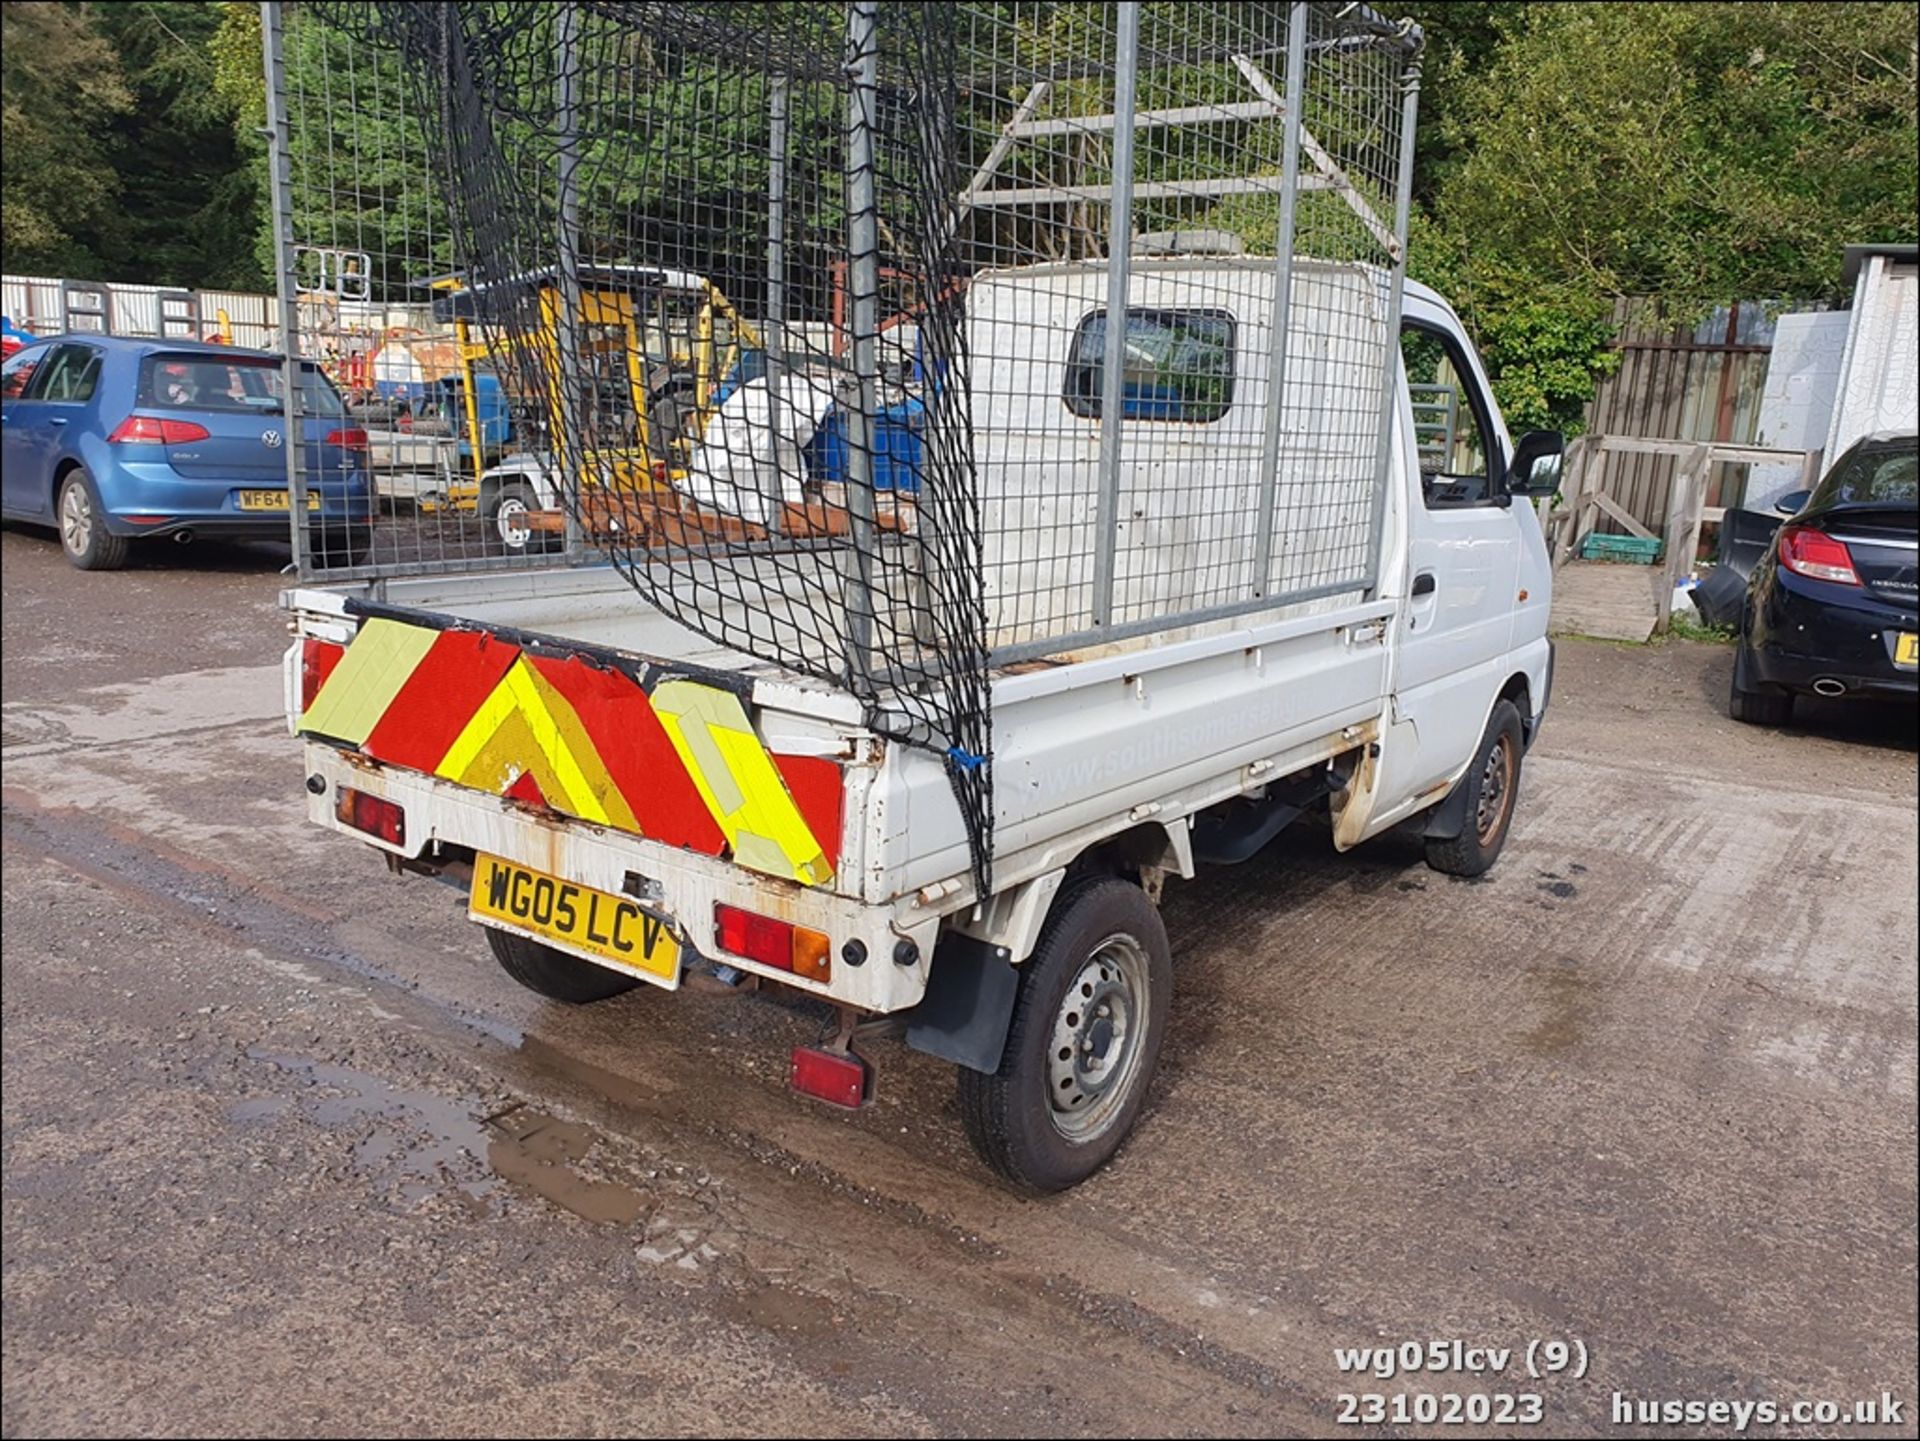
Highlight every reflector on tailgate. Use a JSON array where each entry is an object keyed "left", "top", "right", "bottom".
[{"left": 298, "top": 616, "right": 841, "bottom": 885}]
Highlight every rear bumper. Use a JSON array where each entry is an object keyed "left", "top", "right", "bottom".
[
  {"left": 298, "top": 741, "right": 939, "bottom": 1014},
  {"left": 105, "top": 512, "right": 375, "bottom": 541},
  {"left": 96, "top": 459, "right": 374, "bottom": 536},
  {"left": 1747, "top": 642, "right": 1918, "bottom": 700},
  {"left": 1750, "top": 576, "right": 1917, "bottom": 700}
]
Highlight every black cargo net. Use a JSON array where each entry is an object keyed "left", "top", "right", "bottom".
[
  {"left": 311, "top": 0, "right": 994, "bottom": 884},
  {"left": 288, "top": 2, "right": 1422, "bottom": 893}
]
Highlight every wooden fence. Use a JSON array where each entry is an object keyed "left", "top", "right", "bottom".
[{"left": 1581, "top": 298, "right": 1785, "bottom": 536}]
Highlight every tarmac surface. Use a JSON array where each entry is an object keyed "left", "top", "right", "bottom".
[{"left": 3, "top": 526, "right": 1915, "bottom": 1437}]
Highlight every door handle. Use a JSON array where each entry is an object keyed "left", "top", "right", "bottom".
[
  {"left": 1412, "top": 571, "right": 1437, "bottom": 597},
  {"left": 49, "top": 416, "right": 68, "bottom": 426}
]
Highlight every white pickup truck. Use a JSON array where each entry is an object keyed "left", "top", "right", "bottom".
[{"left": 282, "top": 253, "right": 1560, "bottom": 1191}]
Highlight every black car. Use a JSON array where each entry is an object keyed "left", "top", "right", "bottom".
[{"left": 1729, "top": 432, "right": 1918, "bottom": 725}]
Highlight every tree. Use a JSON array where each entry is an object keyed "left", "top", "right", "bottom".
[
  {"left": 1425, "top": 1, "right": 1918, "bottom": 431},
  {"left": 1, "top": 2, "right": 132, "bottom": 274},
  {"left": 94, "top": 2, "right": 265, "bottom": 289},
  {"left": 1393, "top": 2, "right": 1531, "bottom": 206}
]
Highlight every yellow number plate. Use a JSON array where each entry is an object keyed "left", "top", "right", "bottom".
[
  {"left": 237, "top": 490, "right": 320, "bottom": 511},
  {"left": 1896, "top": 632, "right": 1918, "bottom": 668},
  {"left": 469, "top": 854, "right": 680, "bottom": 985}
]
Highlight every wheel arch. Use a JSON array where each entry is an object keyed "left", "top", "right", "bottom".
[
  {"left": 903, "top": 825, "right": 1184, "bottom": 1079},
  {"left": 1422, "top": 683, "right": 1529, "bottom": 841},
  {"left": 1498, "top": 670, "right": 1534, "bottom": 743},
  {"left": 49, "top": 454, "right": 84, "bottom": 509}
]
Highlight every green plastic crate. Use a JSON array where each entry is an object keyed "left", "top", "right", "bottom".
[{"left": 1580, "top": 533, "right": 1663, "bottom": 565}]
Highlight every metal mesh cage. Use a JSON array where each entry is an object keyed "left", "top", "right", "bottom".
[{"left": 266, "top": 1, "right": 1422, "bottom": 885}]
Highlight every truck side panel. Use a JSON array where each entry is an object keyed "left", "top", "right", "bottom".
[{"left": 866, "top": 600, "right": 1397, "bottom": 903}]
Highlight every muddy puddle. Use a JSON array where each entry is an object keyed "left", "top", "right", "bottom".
[
  {"left": 485, "top": 1105, "right": 647, "bottom": 1224},
  {"left": 233, "top": 1050, "right": 703, "bottom": 1232}
]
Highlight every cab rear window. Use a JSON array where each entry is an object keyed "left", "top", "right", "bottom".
[
  {"left": 1063, "top": 307, "right": 1235, "bottom": 422},
  {"left": 138, "top": 355, "right": 345, "bottom": 419}
]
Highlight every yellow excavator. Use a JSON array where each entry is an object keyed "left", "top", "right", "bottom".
[{"left": 421, "top": 263, "right": 763, "bottom": 550}]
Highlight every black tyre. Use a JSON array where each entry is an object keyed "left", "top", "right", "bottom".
[
  {"left": 56, "top": 468, "right": 130, "bottom": 571},
  {"left": 958, "top": 877, "right": 1172, "bottom": 1193},
  {"left": 1728, "top": 641, "right": 1793, "bottom": 726},
  {"left": 483, "top": 924, "right": 640, "bottom": 1004},
  {"left": 484, "top": 480, "right": 557, "bottom": 555},
  {"left": 1424, "top": 698, "right": 1525, "bottom": 878}
]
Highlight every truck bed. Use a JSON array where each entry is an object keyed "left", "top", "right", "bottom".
[{"left": 288, "top": 562, "right": 1396, "bottom": 910}]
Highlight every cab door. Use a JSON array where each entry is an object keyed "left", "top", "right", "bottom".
[{"left": 1391, "top": 298, "right": 1521, "bottom": 797}]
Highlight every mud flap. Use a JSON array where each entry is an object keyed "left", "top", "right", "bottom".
[
  {"left": 1421, "top": 765, "right": 1474, "bottom": 840},
  {"left": 903, "top": 933, "right": 1020, "bottom": 1075}
]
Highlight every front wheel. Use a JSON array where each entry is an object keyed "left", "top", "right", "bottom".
[
  {"left": 957, "top": 877, "right": 1172, "bottom": 1193},
  {"left": 1425, "top": 698, "right": 1525, "bottom": 878}
]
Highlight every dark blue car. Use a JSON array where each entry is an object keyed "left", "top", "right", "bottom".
[
  {"left": 1730, "top": 431, "right": 1918, "bottom": 724},
  {"left": 1, "top": 335, "right": 373, "bottom": 570}
]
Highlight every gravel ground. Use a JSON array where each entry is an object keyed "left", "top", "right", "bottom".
[{"left": 3, "top": 522, "right": 1914, "bottom": 1437}]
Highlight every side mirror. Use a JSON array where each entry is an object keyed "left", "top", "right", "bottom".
[
  {"left": 1507, "top": 429, "right": 1566, "bottom": 498},
  {"left": 1773, "top": 489, "right": 1811, "bottom": 516}
]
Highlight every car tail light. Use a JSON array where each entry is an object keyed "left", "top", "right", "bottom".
[
  {"left": 109, "top": 415, "right": 211, "bottom": 444},
  {"left": 334, "top": 786, "right": 405, "bottom": 846},
  {"left": 1778, "top": 525, "right": 1860, "bottom": 585},
  {"left": 713, "top": 903, "right": 831, "bottom": 982},
  {"left": 790, "top": 1046, "right": 870, "bottom": 1108},
  {"left": 325, "top": 427, "right": 370, "bottom": 452},
  {"left": 301, "top": 636, "right": 345, "bottom": 712}
]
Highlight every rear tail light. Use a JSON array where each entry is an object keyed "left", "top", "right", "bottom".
[
  {"left": 325, "top": 427, "right": 370, "bottom": 452},
  {"left": 334, "top": 786, "right": 405, "bottom": 847},
  {"left": 109, "top": 415, "right": 211, "bottom": 444},
  {"left": 713, "top": 903, "right": 831, "bottom": 982},
  {"left": 300, "top": 636, "right": 345, "bottom": 712},
  {"left": 790, "top": 1046, "right": 870, "bottom": 1108},
  {"left": 1778, "top": 525, "right": 1860, "bottom": 585}
]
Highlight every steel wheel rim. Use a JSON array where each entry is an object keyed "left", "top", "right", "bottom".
[
  {"left": 495, "top": 496, "right": 531, "bottom": 548},
  {"left": 1475, "top": 732, "right": 1516, "bottom": 845},
  {"left": 1046, "top": 932, "right": 1150, "bottom": 1142},
  {"left": 60, "top": 481, "right": 92, "bottom": 556}
]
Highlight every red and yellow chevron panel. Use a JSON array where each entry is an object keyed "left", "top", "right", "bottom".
[{"left": 298, "top": 616, "right": 840, "bottom": 886}]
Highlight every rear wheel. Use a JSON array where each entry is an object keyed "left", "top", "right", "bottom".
[
  {"left": 1728, "top": 641, "right": 1793, "bottom": 726},
  {"left": 57, "top": 468, "right": 130, "bottom": 571},
  {"left": 957, "top": 877, "right": 1172, "bottom": 1193},
  {"left": 1425, "top": 699, "right": 1525, "bottom": 878},
  {"left": 483, "top": 924, "right": 640, "bottom": 1004}
]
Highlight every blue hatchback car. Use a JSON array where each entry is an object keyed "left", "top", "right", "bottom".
[{"left": 1, "top": 335, "right": 373, "bottom": 570}]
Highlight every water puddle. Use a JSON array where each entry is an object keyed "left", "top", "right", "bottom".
[
  {"left": 237, "top": 1051, "right": 660, "bottom": 1223},
  {"left": 241, "top": 1050, "right": 499, "bottom": 1211}
]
